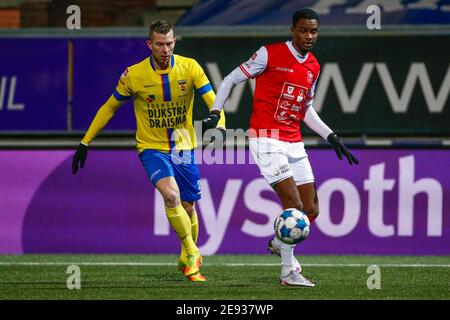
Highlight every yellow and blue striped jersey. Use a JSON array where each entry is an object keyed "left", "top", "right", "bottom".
[{"left": 81, "top": 54, "right": 225, "bottom": 152}]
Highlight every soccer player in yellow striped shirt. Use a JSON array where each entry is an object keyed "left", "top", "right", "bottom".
[{"left": 72, "top": 20, "right": 225, "bottom": 282}]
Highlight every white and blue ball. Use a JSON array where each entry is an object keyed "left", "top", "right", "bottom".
[{"left": 274, "top": 208, "right": 310, "bottom": 244}]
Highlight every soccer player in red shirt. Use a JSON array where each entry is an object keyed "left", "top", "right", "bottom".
[{"left": 202, "top": 8, "right": 358, "bottom": 287}]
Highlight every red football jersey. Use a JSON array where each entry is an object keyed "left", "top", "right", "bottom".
[{"left": 247, "top": 43, "right": 320, "bottom": 142}]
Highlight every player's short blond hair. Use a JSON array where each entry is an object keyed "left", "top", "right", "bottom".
[{"left": 149, "top": 20, "right": 173, "bottom": 40}]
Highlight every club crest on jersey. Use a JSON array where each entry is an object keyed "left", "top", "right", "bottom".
[
  {"left": 251, "top": 52, "right": 257, "bottom": 60},
  {"left": 146, "top": 94, "right": 156, "bottom": 102},
  {"left": 178, "top": 79, "right": 187, "bottom": 92},
  {"left": 307, "top": 71, "right": 313, "bottom": 83}
]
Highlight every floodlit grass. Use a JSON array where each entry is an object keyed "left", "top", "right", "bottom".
[{"left": 0, "top": 254, "right": 448, "bottom": 300}]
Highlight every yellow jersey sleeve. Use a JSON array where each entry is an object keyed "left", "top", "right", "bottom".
[
  {"left": 81, "top": 69, "right": 132, "bottom": 145},
  {"left": 191, "top": 60, "right": 226, "bottom": 129},
  {"left": 114, "top": 68, "right": 133, "bottom": 101},
  {"left": 81, "top": 95, "right": 125, "bottom": 145}
]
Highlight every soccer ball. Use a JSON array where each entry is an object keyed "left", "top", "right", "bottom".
[{"left": 274, "top": 208, "right": 310, "bottom": 244}]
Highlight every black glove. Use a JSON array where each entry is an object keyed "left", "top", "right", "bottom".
[
  {"left": 72, "top": 143, "right": 88, "bottom": 175},
  {"left": 327, "top": 133, "right": 359, "bottom": 165},
  {"left": 201, "top": 110, "right": 221, "bottom": 136}
]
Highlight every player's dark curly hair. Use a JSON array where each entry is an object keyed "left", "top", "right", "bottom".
[
  {"left": 292, "top": 8, "right": 320, "bottom": 26},
  {"left": 149, "top": 20, "right": 173, "bottom": 39}
]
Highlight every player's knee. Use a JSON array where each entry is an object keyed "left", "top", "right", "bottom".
[{"left": 163, "top": 190, "right": 181, "bottom": 208}]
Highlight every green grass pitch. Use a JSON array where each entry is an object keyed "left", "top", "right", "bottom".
[{"left": 0, "top": 255, "right": 448, "bottom": 300}]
